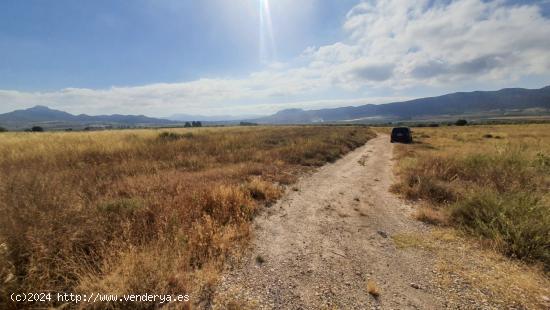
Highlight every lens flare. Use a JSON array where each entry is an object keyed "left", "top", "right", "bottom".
[{"left": 259, "top": 0, "right": 276, "bottom": 63}]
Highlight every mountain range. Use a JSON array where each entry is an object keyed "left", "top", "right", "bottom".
[
  {"left": 0, "top": 105, "right": 176, "bottom": 130},
  {"left": 0, "top": 86, "right": 549, "bottom": 130},
  {"left": 253, "top": 86, "right": 550, "bottom": 124}
]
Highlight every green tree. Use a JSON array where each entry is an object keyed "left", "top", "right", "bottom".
[{"left": 455, "top": 119, "right": 468, "bottom": 126}]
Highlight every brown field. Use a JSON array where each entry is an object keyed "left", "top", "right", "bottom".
[
  {"left": 390, "top": 124, "right": 550, "bottom": 307},
  {"left": 394, "top": 124, "right": 550, "bottom": 269},
  {"left": 0, "top": 126, "right": 375, "bottom": 309},
  {"left": 391, "top": 124, "right": 550, "bottom": 267}
]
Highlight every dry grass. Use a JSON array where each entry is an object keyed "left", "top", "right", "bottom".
[
  {"left": 413, "top": 205, "right": 449, "bottom": 225},
  {"left": 390, "top": 124, "right": 550, "bottom": 269},
  {"left": 366, "top": 279, "right": 380, "bottom": 298},
  {"left": 392, "top": 233, "right": 436, "bottom": 251},
  {"left": 0, "top": 126, "right": 375, "bottom": 309},
  {"left": 395, "top": 229, "right": 550, "bottom": 309},
  {"left": 388, "top": 124, "right": 550, "bottom": 307}
]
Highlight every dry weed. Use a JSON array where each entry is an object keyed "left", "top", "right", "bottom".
[
  {"left": 366, "top": 279, "right": 380, "bottom": 298},
  {"left": 0, "top": 126, "right": 375, "bottom": 308}
]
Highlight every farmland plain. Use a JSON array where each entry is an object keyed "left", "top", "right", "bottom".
[
  {"left": 0, "top": 126, "right": 375, "bottom": 309},
  {"left": 1, "top": 124, "right": 549, "bottom": 309}
]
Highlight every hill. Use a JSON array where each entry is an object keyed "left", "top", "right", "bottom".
[
  {"left": 0, "top": 105, "right": 176, "bottom": 130},
  {"left": 2, "top": 86, "right": 549, "bottom": 129},
  {"left": 254, "top": 86, "right": 550, "bottom": 124}
]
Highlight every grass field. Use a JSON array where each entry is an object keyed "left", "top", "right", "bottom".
[
  {"left": 0, "top": 126, "right": 375, "bottom": 309},
  {"left": 391, "top": 124, "right": 550, "bottom": 270}
]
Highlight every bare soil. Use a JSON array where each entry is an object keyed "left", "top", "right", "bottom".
[{"left": 212, "top": 135, "right": 452, "bottom": 309}]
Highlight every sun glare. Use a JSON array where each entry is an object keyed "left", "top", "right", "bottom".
[{"left": 259, "top": 0, "right": 276, "bottom": 63}]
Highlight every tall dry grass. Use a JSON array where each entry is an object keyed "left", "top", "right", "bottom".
[
  {"left": 0, "top": 126, "right": 375, "bottom": 309},
  {"left": 391, "top": 124, "right": 550, "bottom": 270}
]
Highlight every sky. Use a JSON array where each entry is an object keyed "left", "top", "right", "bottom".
[{"left": 0, "top": 0, "right": 549, "bottom": 117}]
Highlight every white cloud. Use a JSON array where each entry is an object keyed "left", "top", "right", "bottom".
[
  {"left": 341, "top": 0, "right": 550, "bottom": 86},
  {"left": 1, "top": 0, "right": 549, "bottom": 116}
]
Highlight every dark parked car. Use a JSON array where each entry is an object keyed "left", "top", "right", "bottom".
[{"left": 390, "top": 127, "right": 413, "bottom": 143}]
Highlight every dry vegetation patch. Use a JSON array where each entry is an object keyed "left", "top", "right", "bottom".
[
  {"left": 394, "top": 229, "right": 550, "bottom": 309},
  {"left": 389, "top": 124, "right": 550, "bottom": 307},
  {"left": 366, "top": 279, "right": 380, "bottom": 298},
  {"left": 0, "top": 126, "right": 375, "bottom": 309},
  {"left": 391, "top": 124, "right": 550, "bottom": 268}
]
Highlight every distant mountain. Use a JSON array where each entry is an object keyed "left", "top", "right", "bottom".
[
  {"left": 0, "top": 105, "right": 78, "bottom": 123},
  {"left": 0, "top": 105, "right": 176, "bottom": 129},
  {"left": 254, "top": 86, "right": 550, "bottom": 124},
  {"left": 2, "top": 85, "right": 549, "bottom": 129}
]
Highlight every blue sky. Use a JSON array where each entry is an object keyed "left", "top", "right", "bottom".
[
  {"left": 1, "top": 0, "right": 549, "bottom": 116},
  {"left": 0, "top": 0, "right": 357, "bottom": 90}
]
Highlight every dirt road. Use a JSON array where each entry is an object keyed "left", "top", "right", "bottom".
[{"left": 214, "top": 135, "right": 445, "bottom": 309}]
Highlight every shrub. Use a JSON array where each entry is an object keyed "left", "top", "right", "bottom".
[
  {"left": 240, "top": 122, "right": 258, "bottom": 126},
  {"left": 534, "top": 152, "right": 550, "bottom": 172},
  {"left": 391, "top": 156, "right": 457, "bottom": 203},
  {"left": 245, "top": 177, "right": 282, "bottom": 203},
  {"left": 394, "top": 174, "right": 456, "bottom": 204},
  {"left": 451, "top": 191, "right": 550, "bottom": 269},
  {"left": 0, "top": 126, "right": 7, "bottom": 132},
  {"left": 455, "top": 119, "right": 468, "bottom": 126},
  {"left": 158, "top": 131, "right": 192, "bottom": 141},
  {"left": 31, "top": 126, "right": 44, "bottom": 132}
]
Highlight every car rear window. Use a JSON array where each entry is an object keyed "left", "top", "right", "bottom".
[{"left": 392, "top": 128, "right": 409, "bottom": 135}]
